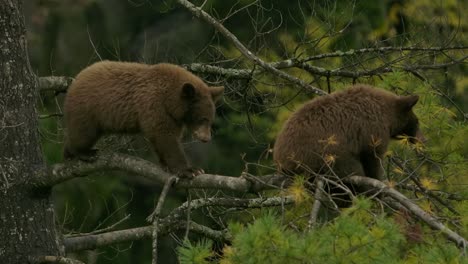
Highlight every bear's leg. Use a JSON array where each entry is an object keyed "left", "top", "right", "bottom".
[
  {"left": 63, "top": 123, "right": 100, "bottom": 160},
  {"left": 322, "top": 156, "right": 366, "bottom": 207},
  {"left": 147, "top": 134, "right": 199, "bottom": 178},
  {"left": 360, "top": 151, "right": 385, "bottom": 181}
]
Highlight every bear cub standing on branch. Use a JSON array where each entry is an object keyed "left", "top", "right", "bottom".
[
  {"left": 63, "top": 61, "right": 224, "bottom": 178},
  {"left": 274, "top": 85, "right": 425, "bottom": 183}
]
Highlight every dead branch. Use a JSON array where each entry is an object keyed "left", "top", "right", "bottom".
[
  {"left": 345, "top": 176, "right": 468, "bottom": 248},
  {"left": 175, "top": 0, "right": 326, "bottom": 95},
  {"left": 307, "top": 178, "right": 324, "bottom": 229},
  {"left": 163, "top": 195, "right": 295, "bottom": 225},
  {"left": 151, "top": 176, "right": 177, "bottom": 264},
  {"left": 29, "top": 256, "right": 85, "bottom": 264},
  {"left": 184, "top": 63, "right": 252, "bottom": 79},
  {"left": 33, "top": 152, "right": 287, "bottom": 193},
  {"left": 37, "top": 76, "right": 73, "bottom": 93},
  {"left": 295, "top": 46, "right": 468, "bottom": 62},
  {"left": 63, "top": 220, "right": 227, "bottom": 252},
  {"left": 64, "top": 195, "right": 293, "bottom": 252}
]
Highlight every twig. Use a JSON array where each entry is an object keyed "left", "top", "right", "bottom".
[
  {"left": 175, "top": 0, "right": 326, "bottom": 95},
  {"left": 39, "top": 113, "right": 63, "bottom": 119},
  {"left": 307, "top": 178, "right": 324, "bottom": 229},
  {"left": 163, "top": 196, "right": 295, "bottom": 225},
  {"left": 184, "top": 190, "right": 192, "bottom": 240},
  {"left": 150, "top": 176, "right": 177, "bottom": 264},
  {"left": 67, "top": 214, "right": 131, "bottom": 238}
]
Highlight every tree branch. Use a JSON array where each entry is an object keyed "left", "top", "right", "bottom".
[
  {"left": 175, "top": 0, "right": 326, "bottom": 95},
  {"left": 308, "top": 178, "right": 324, "bottom": 229},
  {"left": 163, "top": 195, "right": 295, "bottom": 225},
  {"left": 37, "top": 76, "right": 73, "bottom": 93},
  {"left": 183, "top": 63, "right": 252, "bottom": 79},
  {"left": 64, "top": 195, "right": 293, "bottom": 252},
  {"left": 63, "top": 220, "right": 227, "bottom": 252},
  {"left": 151, "top": 176, "right": 177, "bottom": 264},
  {"left": 345, "top": 176, "right": 468, "bottom": 248},
  {"left": 34, "top": 152, "right": 287, "bottom": 193},
  {"left": 29, "top": 256, "right": 85, "bottom": 264}
]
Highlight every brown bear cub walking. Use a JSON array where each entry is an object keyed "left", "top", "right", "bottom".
[
  {"left": 274, "top": 85, "right": 425, "bottom": 199},
  {"left": 63, "top": 61, "right": 224, "bottom": 178}
]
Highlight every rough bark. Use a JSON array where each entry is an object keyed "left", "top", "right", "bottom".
[{"left": 0, "top": 1, "right": 61, "bottom": 263}]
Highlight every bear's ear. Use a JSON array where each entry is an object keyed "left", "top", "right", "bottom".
[
  {"left": 210, "top": 86, "right": 224, "bottom": 102},
  {"left": 182, "top": 83, "right": 197, "bottom": 99},
  {"left": 399, "top": 95, "right": 419, "bottom": 111}
]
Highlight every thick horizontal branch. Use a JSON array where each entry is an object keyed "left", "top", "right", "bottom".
[
  {"left": 34, "top": 152, "right": 286, "bottom": 193},
  {"left": 64, "top": 220, "right": 227, "bottom": 252},
  {"left": 29, "top": 256, "right": 84, "bottom": 264},
  {"left": 345, "top": 176, "right": 468, "bottom": 248}
]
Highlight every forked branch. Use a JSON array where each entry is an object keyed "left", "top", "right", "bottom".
[{"left": 175, "top": 0, "right": 326, "bottom": 95}]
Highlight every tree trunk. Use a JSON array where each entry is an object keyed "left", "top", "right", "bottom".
[{"left": 0, "top": 1, "right": 61, "bottom": 263}]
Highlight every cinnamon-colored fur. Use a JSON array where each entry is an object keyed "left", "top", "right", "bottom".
[
  {"left": 63, "top": 61, "right": 224, "bottom": 177},
  {"left": 274, "top": 85, "right": 424, "bottom": 181}
]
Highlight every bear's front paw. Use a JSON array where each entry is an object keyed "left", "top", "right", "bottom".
[{"left": 177, "top": 167, "right": 205, "bottom": 179}]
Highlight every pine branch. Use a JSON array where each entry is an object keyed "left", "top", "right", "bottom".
[{"left": 345, "top": 176, "right": 468, "bottom": 248}]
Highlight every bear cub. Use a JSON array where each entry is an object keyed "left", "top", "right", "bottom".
[
  {"left": 274, "top": 84, "right": 425, "bottom": 190},
  {"left": 63, "top": 61, "right": 224, "bottom": 178}
]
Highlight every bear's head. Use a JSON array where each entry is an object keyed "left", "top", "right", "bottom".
[
  {"left": 181, "top": 83, "right": 224, "bottom": 143},
  {"left": 391, "top": 95, "right": 426, "bottom": 144}
]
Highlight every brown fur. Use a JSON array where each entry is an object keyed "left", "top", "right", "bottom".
[
  {"left": 274, "top": 84, "right": 424, "bottom": 182},
  {"left": 63, "top": 61, "right": 224, "bottom": 177}
]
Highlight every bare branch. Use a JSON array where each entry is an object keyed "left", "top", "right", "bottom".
[
  {"left": 183, "top": 63, "right": 252, "bottom": 79},
  {"left": 64, "top": 195, "right": 293, "bottom": 252},
  {"left": 163, "top": 195, "right": 295, "bottom": 225},
  {"left": 307, "top": 178, "right": 324, "bottom": 229},
  {"left": 175, "top": 0, "right": 326, "bottom": 95},
  {"left": 34, "top": 152, "right": 287, "bottom": 193},
  {"left": 345, "top": 176, "right": 468, "bottom": 248},
  {"left": 29, "top": 256, "right": 85, "bottom": 264},
  {"left": 297, "top": 46, "right": 468, "bottom": 62},
  {"left": 151, "top": 176, "right": 177, "bottom": 264},
  {"left": 63, "top": 220, "right": 227, "bottom": 252},
  {"left": 37, "top": 76, "right": 73, "bottom": 93}
]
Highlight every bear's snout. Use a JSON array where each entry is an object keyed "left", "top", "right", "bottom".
[{"left": 193, "top": 127, "right": 212, "bottom": 143}]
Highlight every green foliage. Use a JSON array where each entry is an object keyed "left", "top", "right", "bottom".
[
  {"left": 178, "top": 240, "right": 215, "bottom": 264},
  {"left": 182, "top": 202, "right": 467, "bottom": 264}
]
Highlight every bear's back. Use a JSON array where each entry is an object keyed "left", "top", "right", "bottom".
[
  {"left": 273, "top": 85, "right": 398, "bottom": 173},
  {"left": 64, "top": 61, "right": 207, "bottom": 133}
]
